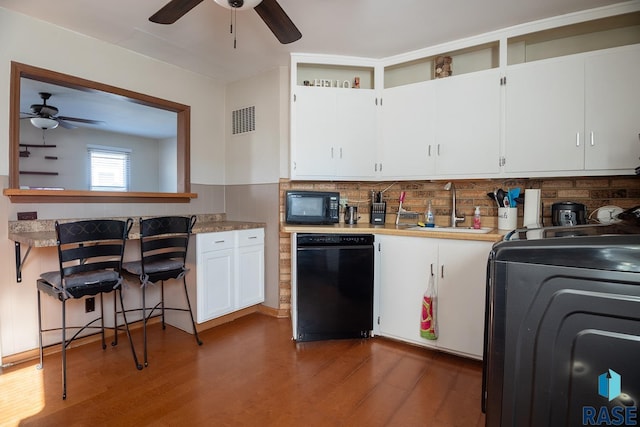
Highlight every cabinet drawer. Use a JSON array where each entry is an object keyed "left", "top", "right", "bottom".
[
  {"left": 237, "top": 228, "right": 264, "bottom": 247},
  {"left": 197, "top": 231, "right": 235, "bottom": 252}
]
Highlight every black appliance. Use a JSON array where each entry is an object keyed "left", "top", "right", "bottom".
[
  {"left": 483, "top": 220, "right": 640, "bottom": 427},
  {"left": 285, "top": 191, "right": 340, "bottom": 225},
  {"left": 551, "top": 201, "right": 587, "bottom": 226},
  {"left": 293, "top": 233, "right": 374, "bottom": 342}
]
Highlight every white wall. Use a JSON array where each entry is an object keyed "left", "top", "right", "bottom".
[
  {"left": 224, "top": 66, "right": 288, "bottom": 185},
  {"left": 159, "top": 136, "right": 178, "bottom": 192}
]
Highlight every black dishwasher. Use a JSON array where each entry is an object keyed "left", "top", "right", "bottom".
[{"left": 293, "top": 233, "right": 374, "bottom": 342}]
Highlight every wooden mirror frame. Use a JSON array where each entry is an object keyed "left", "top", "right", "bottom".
[{"left": 3, "top": 61, "right": 197, "bottom": 203}]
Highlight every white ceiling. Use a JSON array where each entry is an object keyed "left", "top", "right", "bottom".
[{"left": 0, "top": 0, "right": 624, "bottom": 84}]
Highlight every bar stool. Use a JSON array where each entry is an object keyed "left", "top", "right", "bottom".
[
  {"left": 37, "top": 218, "right": 142, "bottom": 400},
  {"left": 122, "top": 216, "right": 202, "bottom": 367}
]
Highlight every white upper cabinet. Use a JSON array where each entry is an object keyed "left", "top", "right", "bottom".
[
  {"left": 380, "top": 81, "right": 437, "bottom": 179},
  {"left": 433, "top": 69, "right": 501, "bottom": 177},
  {"left": 504, "top": 55, "right": 586, "bottom": 174},
  {"left": 505, "top": 45, "right": 640, "bottom": 176},
  {"left": 379, "top": 70, "right": 501, "bottom": 179},
  {"left": 584, "top": 45, "right": 640, "bottom": 171},
  {"left": 290, "top": 59, "right": 378, "bottom": 180},
  {"left": 291, "top": 87, "right": 377, "bottom": 180}
]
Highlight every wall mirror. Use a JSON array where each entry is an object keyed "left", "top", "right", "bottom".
[{"left": 5, "top": 61, "right": 195, "bottom": 203}]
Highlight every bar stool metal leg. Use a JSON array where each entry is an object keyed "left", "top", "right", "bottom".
[{"left": 37, "top": 290, "right": 44, "bottom": 370}]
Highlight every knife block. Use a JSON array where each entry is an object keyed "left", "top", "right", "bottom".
[{"left": 370, "top": 202, "right": 386, "bottom": 225}]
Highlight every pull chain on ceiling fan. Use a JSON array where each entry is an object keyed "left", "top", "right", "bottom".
[{"left": 149, "top": 0, "right": 301, "bottom": 45}]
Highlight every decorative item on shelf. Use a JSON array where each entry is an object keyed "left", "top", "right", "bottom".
[
  {"left": 353, "top": 76, "right": 360, "bottom": 88},
  {"left": 309, "top": 78, "right": 353, "bottom": 88},
  {"left": 435, "top": 55, "right": 453, "bottom": 78}
]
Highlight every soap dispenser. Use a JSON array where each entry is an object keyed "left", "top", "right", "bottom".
[
  {"left": 473, "top": 206, "right": 482, "bottom": 229},
  {"left": 426, "top": 200, "right": 435, "bottom": 227}
]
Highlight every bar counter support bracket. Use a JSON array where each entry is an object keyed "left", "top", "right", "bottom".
[{"left": 15, "top": 242, "right": 32, "bottom": 283}]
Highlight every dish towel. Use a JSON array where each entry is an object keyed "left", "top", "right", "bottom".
[{"left": 420, "top": 273, "right": 438, "bottom": 340}]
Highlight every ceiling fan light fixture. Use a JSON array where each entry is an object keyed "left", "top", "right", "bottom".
[
  {"left": 30, "top": 117, "right": 59, "bottom": 130},
  {"left": 214, "top": 0, "right": 263, "bottom": 10}
]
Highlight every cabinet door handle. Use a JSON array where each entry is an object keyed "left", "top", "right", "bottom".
[
  {"left": 590, "top": 131, "right": 595, "bottom": 146},
  {"left": 331, "top": 147, "right": 334, "bottom": 158},
  {"left": 248, "top": 236, "right": 258, "bottom": 240},
  {"left": 430, "top": 263, "right": 434, "bottom": 276},
  {"left": 428, "top": 145, "right": 431, "bottom": 157},
  {"left": 437, "top": 144, "right": 441, "bottom": 156},
  {"left": 576, "top": 132, "right": 580, "bottom": 147},
  {"left": 340, "top": 147, "right": 343, "bottom": 159},
  {"left": 215, "top": 240, "right": 225, "bottom": 244},
  {"left": 441, "top": 265, "right": 444, "bottom": 279}
]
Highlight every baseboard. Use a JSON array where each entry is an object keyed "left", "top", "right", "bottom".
[
  {"left": 1, "top": 317, "right": 159, "bottom": 368},
  {"left": 2, "top": 305, "right": 290, "bottom": 367},
  {"left": 257, "top": 304, "right": 290, "bottom": 319}
]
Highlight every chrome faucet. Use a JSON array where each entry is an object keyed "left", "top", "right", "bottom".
[{"left": 444, "top": 182, "right": 465, "bottom": 227}]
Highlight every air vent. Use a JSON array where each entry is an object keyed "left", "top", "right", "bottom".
[{"left": 232, "top": 106, "right": 255, "bottom": 135}]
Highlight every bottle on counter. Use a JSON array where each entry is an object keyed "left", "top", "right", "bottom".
[
  {"left": 426, "top": 200, "right": 435, "bottom": 227},
  {"left": 473, "top": 206, "right": 482, "bottom": 229}
]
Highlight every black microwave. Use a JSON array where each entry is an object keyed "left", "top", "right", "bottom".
[{"left": 285, "top": 191, "right": 340, "bottom": 224}]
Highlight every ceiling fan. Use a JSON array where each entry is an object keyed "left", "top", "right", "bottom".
[
  {"left": 21, "top": 92, "right": 103, "bottom": 130},
  {"left": 149, "top": 0, "right": 302, "bottom": 44}
]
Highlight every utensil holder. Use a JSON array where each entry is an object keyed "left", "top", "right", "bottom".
[
  {"left": 498, "top": 207, "right": 518, "bottom": 230},
  {"left": 370, "top": 202, "right": 386, "bottom": 225}
]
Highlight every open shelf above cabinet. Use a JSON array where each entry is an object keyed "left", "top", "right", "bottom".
[
  {"left": 508, "top": 11, "right": 640, "bottom": 65},
  {"left": 384, "top": 41, "right": 499, "bottom": 89},
  {"left": 296, "top": 63, "right": 375, "bottom": 89}
]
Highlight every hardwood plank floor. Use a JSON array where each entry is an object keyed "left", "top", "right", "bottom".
[{"left": 0, "top": 313, "right": 486, "bottom": 426}]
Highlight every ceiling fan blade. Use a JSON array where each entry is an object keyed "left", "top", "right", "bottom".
[
  {"left": 254, "top": 0, "right": 301, "bottom": 44},
  {"left": 149, "top": 0, "right": 205, "bottom": 24},
  {"left": 57, "top": 116, "right": 105, "bottom": 125},
  {"left": 56, "top": 119, "right": 77, "bottom": 130}
]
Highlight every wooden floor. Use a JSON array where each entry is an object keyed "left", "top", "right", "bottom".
[{"left": 0, "top": 313, "right": 486, "bottom": 426}]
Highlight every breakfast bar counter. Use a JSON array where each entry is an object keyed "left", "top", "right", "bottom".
[{"left": 8, "top": 213, "right": 265, "bottom": 282}]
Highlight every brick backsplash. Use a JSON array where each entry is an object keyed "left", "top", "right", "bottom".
[{"left": 277, "top": 176, "right": 640, "bottom": 312}]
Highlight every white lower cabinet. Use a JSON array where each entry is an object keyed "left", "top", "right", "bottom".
[
  {"left": 376, "top": 234, "right": 492, "bottom": 359},
  {"left": 236, "top": 229, "right": 266, "bottom": 309},
  {"left": 196, "top": 228, "right": 265, "bottom": 323}
]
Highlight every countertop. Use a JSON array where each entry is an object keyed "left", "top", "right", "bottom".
[
  {"left": 8, "top": 214, "right": 265, "bottom": 247},
  {"left": 281, "top": 222, "right": 507, "bottom": 242}
]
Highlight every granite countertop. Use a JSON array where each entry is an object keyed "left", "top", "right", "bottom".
[
  {"left": 281, "top": 222, "right": 507, "bottom": 243},
  {"left": 8, "top": 214, "right": 265, "bottom": 247}
]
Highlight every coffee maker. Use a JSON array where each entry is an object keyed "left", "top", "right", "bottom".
[{"left": 551, "top": 201, "right": 587, "bottom": 226}]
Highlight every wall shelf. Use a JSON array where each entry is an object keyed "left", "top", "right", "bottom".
[
  {"left": 20, "top": 171, "right": 59, "bottom": 175},
  {"left": 19, "top": 143, "right": 57, "bottom": 148}
]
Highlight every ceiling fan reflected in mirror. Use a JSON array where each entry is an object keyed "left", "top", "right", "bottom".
[
  {"left": 149, "top": 0, "right": 302, "bottom": 45},
  {"left": 21, "top": 92, "right": 104, "bottom": 130}
]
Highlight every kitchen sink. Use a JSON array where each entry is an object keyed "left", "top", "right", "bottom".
[{"left": 407, "top": 226, "right": 493, "bottom": 234}]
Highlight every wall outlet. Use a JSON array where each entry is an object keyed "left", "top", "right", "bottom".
[
  {"left": 17, "top": 211, "right": 37, "bottom": 220},
  {"left": 85, "top": 297, "right": 95, "bottom": 313}
]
